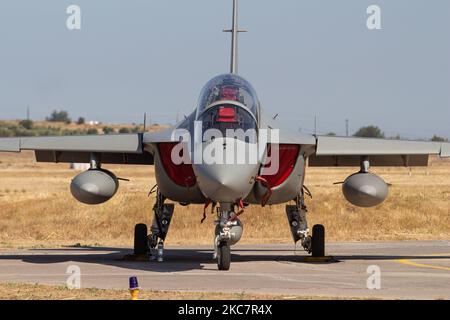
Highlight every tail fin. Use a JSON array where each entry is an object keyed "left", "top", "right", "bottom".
[{"left": 223, "top": 0, "right": 246, "bottom": 74}]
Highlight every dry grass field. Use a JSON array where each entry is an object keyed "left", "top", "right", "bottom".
[
  {"left": 0, "top": 283, "right": 359, "bottom": 300},
  {"left": 0, "top": 151, "right": 449, "bottom": 248}
]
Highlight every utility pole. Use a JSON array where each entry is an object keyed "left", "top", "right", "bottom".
[
  {"left": 26, "top": 105, "right": 30, "bottom": 121},
  {"left": 143, "top": 112, "right": 147, "bottom": 132},
  {"left": 345, "top": 118, "right": 349, "bottom": 137},
  {"left": 314, "top": 115, "right": 317, "bottom": 136}
]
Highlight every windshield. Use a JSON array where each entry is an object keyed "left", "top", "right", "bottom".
[
  {"left": 196, "top": 74, "right": 260, "bottom": 118},
  {"left": 199, "top": 104, "right": 257, "bottom": 140}
]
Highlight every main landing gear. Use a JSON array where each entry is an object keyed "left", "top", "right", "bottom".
[
  {"left": 133, "top": 195, "right": 243, "bottom": 269},
  {"left": 285, "top": 192, "right": 325, "bottom": 258},
  {"left": 132, "top": 191, "right": 325, "bottom": 267},
  {"left": 133, "top": 190, "right": 174, "bottom": 262}
]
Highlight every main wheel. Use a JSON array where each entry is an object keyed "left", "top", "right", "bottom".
[
  {"left": 134, "top": 223, "right": 148, "bottom": 255},
  {"left": 217, "top": 241, "right": 231, "bottom": 271},
  {"left": 311, "top": 224, "right": 325, "bottom": 257}
]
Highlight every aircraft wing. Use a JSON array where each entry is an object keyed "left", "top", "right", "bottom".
[
  {"left": 0, "top": 134, "right": 154, "bottom": 165},
  {"left": 309, "top": 136, "right": 450, "bottom": 167}
]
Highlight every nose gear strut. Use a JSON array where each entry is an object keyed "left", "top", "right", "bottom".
[{"left": 213, "top": 202, "right": 244, "bottom": 270}]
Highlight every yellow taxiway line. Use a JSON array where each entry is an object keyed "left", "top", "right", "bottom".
[{"left": 396, "top": 255, "right": 450, "bottom": 272}]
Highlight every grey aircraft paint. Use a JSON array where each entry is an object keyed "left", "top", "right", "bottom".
[{"left": 0, "top": 0, "right": 449, "bottom": 270}]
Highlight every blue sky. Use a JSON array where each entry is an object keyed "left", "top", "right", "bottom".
[{"left": 0, "top": 0, "right": 449, "bottom": 139}]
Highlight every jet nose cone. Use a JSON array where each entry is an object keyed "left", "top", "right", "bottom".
[
  {"left": 192, "top": 137, "right": 261, "bottom": 202},
  {"left": 193, "top": 163, "right": 259, "bottom": 202}
]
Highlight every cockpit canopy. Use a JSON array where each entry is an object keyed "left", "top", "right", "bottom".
[
  {"left": 196, "top": 74, "right": 260, "bottom": 118},
  {"left": 196, "top": 74, "right": 260, "bottom": 139}
]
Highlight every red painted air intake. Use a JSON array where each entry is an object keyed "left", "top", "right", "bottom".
[
  {"left": 158, "top": 143, "right": 196, "bottom": 187},
  {"left": 261, "top": 144, "right": 300, "bottom": 188}
]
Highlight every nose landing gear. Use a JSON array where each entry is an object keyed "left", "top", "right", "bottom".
[
  {"left": 213, "top": 203, "right": 244, "bottom": 271},
  {"left": 217, "top": 241, "right": 231, "bottom": 271}
]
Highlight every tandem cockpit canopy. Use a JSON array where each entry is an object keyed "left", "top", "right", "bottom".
[{"left": 196, "top": 74, "right": 260, "bottom": 136}]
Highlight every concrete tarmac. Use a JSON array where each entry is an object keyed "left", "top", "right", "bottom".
[{"left": 0, "top": 241, "right": 449, "bottom": 299}]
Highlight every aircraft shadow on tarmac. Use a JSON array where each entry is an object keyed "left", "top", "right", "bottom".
[{"left": 1, "top": 247, "right": 450, "bottom": 273}]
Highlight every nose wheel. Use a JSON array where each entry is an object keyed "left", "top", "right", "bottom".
[
  {"left": 213, "top": 203, "right": 242, "bottom": 271},
  {"left": 217, "top": 241, "right": 231, "bottom": 271}
]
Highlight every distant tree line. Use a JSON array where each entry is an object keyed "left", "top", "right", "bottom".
[
  {"left": 2, "top": 110, "right": 447, "bottom": 141},
  {"left": 0, "top": 110, "right": 142, "bottom": 137},
  {"left": 353, "top": 125, "right": 385, "bottom": 138},
  {"left": 46, "top": 110, "right": 71, "bottom": 123},
  {"left": 327, "top": 125, "right": 447, "bottom": 141},
  {"left": 431, "top": 135, "right": 448, "bottom": 142},
  {"left": 353, "top": 125, "right": 448, "bottom": 141}
]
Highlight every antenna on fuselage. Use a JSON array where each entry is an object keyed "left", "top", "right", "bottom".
[{"left": 223, "top": 0, "right": 246, "bottom": 74}]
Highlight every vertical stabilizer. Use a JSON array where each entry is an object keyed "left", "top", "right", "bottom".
[{"left": 224, "top": 0, "right": 246, "bottom": 74}]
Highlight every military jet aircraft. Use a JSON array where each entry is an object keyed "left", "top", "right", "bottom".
[{"left": 1, "top": 0, "right": 449, "bottom": 270}]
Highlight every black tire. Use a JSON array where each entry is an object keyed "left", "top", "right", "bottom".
[
  {"left": 217, "top": 241, "right": 231, "bottom": 271},
  {"left": 134, "top": 223, "right": 148, "bottom": 255},
  {"left": 311, "top": 224, "right": 325, "bottom": 257}
]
